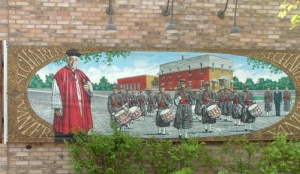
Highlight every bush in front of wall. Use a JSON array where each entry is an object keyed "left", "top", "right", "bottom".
[
  {"left": 65, "top": 126, "right": 300, "bottom": 174},
  {"left": 216, "top": 133, "right": 300, "bottom": 174},
  {"left": 258, "top": 133, "right": 300, "bottom": 173},
  {"left": 216, "top": 135, "right": 261, "bottom": 174},
  {"left": 65, "top": 126, "right": 146, "bottom": 174},
  {"left": 145, "top": 138, "right": 219, "bottom": 174}
]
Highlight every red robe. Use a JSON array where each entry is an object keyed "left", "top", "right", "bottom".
[{"left": 53, "top": 66, "right": 93, "bottom": 134}]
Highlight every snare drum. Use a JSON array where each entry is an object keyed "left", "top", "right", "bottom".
[
  {"left": 160, "top": 109, "right": 175, "bottom": 123},
  {"left": 114, "top": 109, "right": 131, "bottom": 125},
  {"left": 248, "top": 104, "right": 262, "bottom": 117},
  {"left": 129, "top": 106, "right": 142, "bottom": 120},
  {"left": 206, "top": 104, "right": 221, "bottom": 118}
]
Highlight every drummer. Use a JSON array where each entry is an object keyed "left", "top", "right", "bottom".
[
  {"left": 238, "top": 85, "right": 256, "bottom": 131},
  {"left": 137, "top": 90, "right": 147, "bottom": 121},
  {"left": 107, "top": 86, "right": 125, "bottom": 131},
  {"left": 154, "top": 84, "right": 173, "bottom": 135},
  {"left": 118, "top": 86, "right": 129, "bottom": 108},
  {"left": 173, "top": 79, "right": 194, "bottom": 139},
  {"left": 223, "top": 88, "right": 233, "bottom": 122},
  {"left": 231, "top": 87, "right": 242, "bottom": 126},
  {"left": 200, "top": 82, "right": 217, "bottom": 133},
  {"left": 146, "top": 90, "right": 156, "bottom": 117},
  {"left": 194, "top": 87, "right": 204, "bottom": 122}
]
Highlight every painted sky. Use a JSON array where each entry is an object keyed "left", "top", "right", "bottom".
[{"left": 36, "top": 51, "right": 288, "bottom": 84}]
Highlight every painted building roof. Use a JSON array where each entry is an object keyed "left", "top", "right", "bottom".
[{"left": 158, "top": 54, "right": 234, "bottom": 75}]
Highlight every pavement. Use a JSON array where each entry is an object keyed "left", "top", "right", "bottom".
[{"left": 27, "top": 90, "right": 294, "bottom": 139}]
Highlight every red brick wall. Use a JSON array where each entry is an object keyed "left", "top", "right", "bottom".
[
  {"left": 160, "top": 68, "right": 210, "bottom": 91},
  {"left": 118, "top": 75, "right": 147, "bottom": 91},
  {"left": 0, "top": 0, "right": 299, "bottom": 50},
  {"left": 0, "top": 143, "right": 72, "bottom": 174}
]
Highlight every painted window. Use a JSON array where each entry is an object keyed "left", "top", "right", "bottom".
[
  {"left": 221, "top": 64, "right": 224, "bottom": 74},
  {"left": 200, "top": 63, "right": 203, "bottom": 74}
]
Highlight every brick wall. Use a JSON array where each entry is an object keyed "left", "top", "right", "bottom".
[
  {"left": 0, "top": 143, "right": 72, "bottom": 174},
  {"left": 0, "top": 0, "right": 299, "bottom": 50},
  {"left": 0, "top": 0, "right": 299, "bottom": 173}
]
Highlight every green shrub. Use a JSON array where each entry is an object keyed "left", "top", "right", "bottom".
[
  {"left": 258, "top": 133, "right": 300, "bottom": 173},
  {"left": 65, "top": 127, "right": 300, "bottom": 174},
  {"left": 145, "top": 138, "right": 218, "bottom": 174},
  {"left": 216, "top": 135, "right": 261, "bottom": 174},
  {"left": 65, "top": 127, "right": 146, "bottom": 174}
]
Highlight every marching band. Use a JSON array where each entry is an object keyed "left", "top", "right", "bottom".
[{"left": 107, "top": 81, "right": 292, "bottom": 139}]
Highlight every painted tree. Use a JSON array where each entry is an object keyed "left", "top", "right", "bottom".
[
  {"left": 278, "top": 0, "right": 300, "bottom": 29},
  {"left": 244, "top": 78, "right": 255, "bottom": 89},
  {"left": 44, "top": 73, "right": 54, "bottom": 88},
  {"left": 278, "top": 77, "right": 295, "bottom": 90},
  {"left": 28, "top": 74, "right": 44, "bottom": 88},
  {"left": 233, "top": 76, "right": 243, "bottom": 90},
  {"left": 151, "top": 77, "right": 159, "bottom": 89},
  {"left": 256, "top": 78, "right": 266, "bottom": 90},
  {"left": 98, "top": 76, "right": 113, "bottom": 91}
]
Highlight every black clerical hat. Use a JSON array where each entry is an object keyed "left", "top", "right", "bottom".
[{"left": 66, "top": 49, "right": 81, "bottom": 57}]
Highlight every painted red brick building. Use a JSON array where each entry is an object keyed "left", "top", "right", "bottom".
[
  {"left": 158, "top": 54, "right": 234, "bottom": 91},
  {"left": 117, "top": 75, "right": 158, "bottom": 91}
]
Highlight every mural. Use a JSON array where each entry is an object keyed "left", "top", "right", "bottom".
[{"left": 25, "top": 50, "right": 296, "bottom": 141}]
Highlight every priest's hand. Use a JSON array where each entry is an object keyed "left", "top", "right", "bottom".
[
  {"left": 83, "top": 84, "right": 90, "bottom": 91},
  {"left": 55, "top": 109, "right": 63, "bottom": 116}
]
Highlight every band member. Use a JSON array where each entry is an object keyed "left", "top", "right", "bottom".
[
  {"left": 239, "top": 85, "right": 255, "bottom": 131},
  {"left": 194, "top": 88, "right": 204, "bottom": 121},
  {"left": 174, "top": 79, "right": 194, "bottom": 139},
  {"left": 283, "top": 86, "right": 291, "bottom": 115},
  {"left": 119, "top": 87, "right": 129, "bottom": 107},
  {"left": 129, "top": 91, "right": 138, "bottom": 108},
  {"left": 231, "top": 87, "right": 242, "bottom": 126},
  {"left": 137, "top": 90, "right": 147, "bottom": 121},
  {"left": 274, "top": 86, "right": 282, "bottom": 116},
  {"left": 200, "top": 82, "right": 216, "bottom": 132},
  {"left": 216, "top": 89, "right": 225, "bottom": 119},
  {"left": 223, "top": 88, "right": 233, "bottom": 121},
  {"left": 147, "top": 90, "right": 156, "bottom": 116},
  {"left": 154, "top": 84, "right": 173, "bottom": 135},
  {"left": 264, "top": 86, "right": 273, "bottom": 116},
  {"left": 107, "top": 86, "right": 125, "bottom": 131}
]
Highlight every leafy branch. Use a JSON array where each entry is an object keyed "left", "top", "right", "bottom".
[
  {"left": 246, "top": 58, "right": 282, "bottom": 74},
  {"left": 278, "top": 0, "right": 300, "bottom": 29},
  {"left": 52, "top": 51, "right": 131, "bottom": 66}
]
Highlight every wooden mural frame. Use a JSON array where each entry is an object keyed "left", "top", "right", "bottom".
[{"left": 7, "top": 44, "right": 300, "bottom": 142}]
